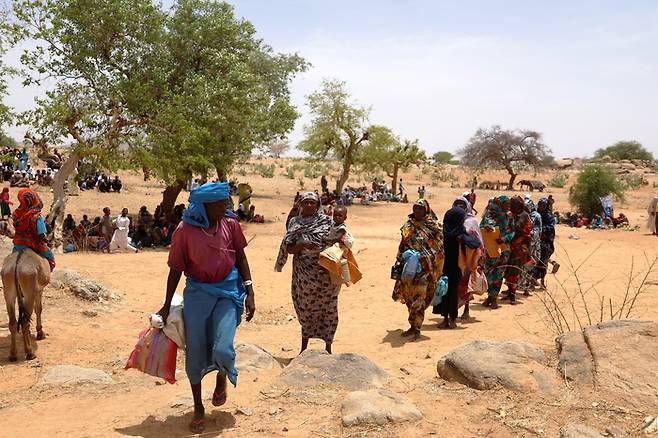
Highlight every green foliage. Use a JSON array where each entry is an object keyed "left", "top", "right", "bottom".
[
  {"left": 548, "top": 172, "right": 568, "bottom": 188},
  {"left": 299, "top": 79, "right": 393, "bottom": 192},
  {"left": 297, "top": 177, "right": 305, "bottom": 190},
  {"left": 432, "top": 151, "right": 457, "bottom": 165},
  {"left": 237, "top": 168, "right": 247, "bottom": 176},
  {"left": 569, "top": 164, "right": 624, "bottom": 217},
  {"left": 594, "top": 140, "right": 653, "bottom": 161},
  {"left": 284, "top": 166, "right": 296, "bottom": 179},
  {"left": 254, "top": 163, "right": 275, "bottom": 178},
  {"left": 360, "top": 134, "right": 426, "bottom": 193},
  {"left": 430, "top": 165, "right": 454, "bottom": 186},
  {"left": 12, "top": 0, "right": 308, "bottom": 190},
  {"left": 620, "top": 174, "right": 645, "bottom": 190},
  {"left": 0, "top": 132, "right": 18, "bottom": 148}
]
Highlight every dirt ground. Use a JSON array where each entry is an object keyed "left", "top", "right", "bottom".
[{"left": 0, "top": 161, "right": 657, "bottom": 437}]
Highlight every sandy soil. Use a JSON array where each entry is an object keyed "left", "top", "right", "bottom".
[{"left": 0, "top": 161, "right": 657, "bottom": 437}]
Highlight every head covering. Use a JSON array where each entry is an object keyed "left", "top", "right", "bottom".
[
  {"left": 510, "top": 195, "right": 525, "bottom": 214},
  {"left": 443, "top": 206, "right": 481, "bottom": 249},
  {"left": 182, "top": 182, "right": 230, "bottom": 228},
  {"left": 301, "top": 191, "right": 319, "bottom": 203},
  {"left": 12, "top": 189, "right": 45, "bottom": 247},
  {"left": 412, "top": 199, "right": 438, "bottom": 221},
  {"left": 454, "top": 196, "right": 473, "bottom": 215}
]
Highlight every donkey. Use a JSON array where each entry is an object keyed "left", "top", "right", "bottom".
[{"left": 1, "top": 249, "right": 51, "bottom": 361}]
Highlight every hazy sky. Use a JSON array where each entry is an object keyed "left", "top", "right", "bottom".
[{"left": 4, "top": 0, "right": 658, "bottom": 157}]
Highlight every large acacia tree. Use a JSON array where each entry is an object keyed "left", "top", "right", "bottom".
[
  {"left": 299, "top": 79, "right": 397, "bottom": 193},
  {"left": 361, "top": 133, "right": 426, "bottom": 194},
  {"left": 12, "top": 0, "right": 307, "bottom": 230},
  {"left": 458, "top": 125, "right": 553, "bottom": 189}
]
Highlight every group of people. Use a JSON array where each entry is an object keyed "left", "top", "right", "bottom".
[
  {"left": 390, "top": 192, "right": 557, "bottom": 338},
  {"left": 79, "top": 173, "right": 122, "bottom": 193}
]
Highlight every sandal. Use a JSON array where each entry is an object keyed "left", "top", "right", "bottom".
[
  {"left": 212, "top": 388, "right": 227, "bottom": 407},
  {"left": 189, "top": 417, "right": 205, "bottom": 434}
]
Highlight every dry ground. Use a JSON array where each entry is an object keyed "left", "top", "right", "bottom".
[{"left": 0, "top": 161, "right": 656, "bottom": 437}]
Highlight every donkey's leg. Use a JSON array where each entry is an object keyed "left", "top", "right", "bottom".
[
  {"left": 5, "top": 295, "right": 17, "bottom": 362},
  {"left": 20, "top": 293, "right": 35, "bottom": 361},
  {"left": 35, "top": 289, "right": 45, "bottom": 340}
]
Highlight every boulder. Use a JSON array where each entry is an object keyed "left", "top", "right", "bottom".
[
  {"left": 556, "top": 320, "right": 658, "bottom": 410},
  {"left": 278, "top": 350, "right": 389, "bottom": 390},
  {"left": 341, "top": 388, "right": 422, "bottom": 426},
  {"left": 437, "top": 340, "right": 559, "bottom": 395},
  {"left": 49, "top": 269, "right": 118, "bottom": 301},
  {"left": 235, "top": 342, "right": 282, "bottom": 373},
  {"left": 560, "top": 424, "right": 602, "bottom": 438},
  {"left": 42, "top": 365, "right": 113, "bottom": 386}
]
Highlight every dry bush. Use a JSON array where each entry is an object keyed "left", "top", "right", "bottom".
[{"left": 536, "top": 245, "right": 657, "bottom": 335}]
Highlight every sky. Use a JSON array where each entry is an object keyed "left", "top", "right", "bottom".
[{"left": 3, "top": 0, "right": 658, "bottom": 158}]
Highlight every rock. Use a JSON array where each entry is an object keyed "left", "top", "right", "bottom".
[
  {"left": 82, "top": 309, "right": 98, "bottom": 317},
  {"left": 605, "top": 425, "right": 628, "bottom": 437},
  {"left": 341, "top": 388, "right": 422, "bottom": 426},
  {"left": 49, "top": 269, "right": 118, "bottom": 301},
  {"left": 556, "top": 331, "right": 594, "bottom": 385},
  {"left": 278, "top": 350, "right": 389, "bottom": 390},
  {"left": 235, "top": 342, "right": 282, "bottom": 374},
  {"left": 643, "top": 417, "right": 658, "bottom": 434},
  {"left": 560, "top": 424, "right": 602, "bottom": 438},
  {"left": 235, "top": 406, "right": 253, "bottom": 416},
  {"left": 437, "top": 340, "right": 559, "bottom": 395},
  {"left": 557, "top": 320, "right": 658, "bottom": 409},
  {"left": 42, "top": 365, "right": 113, "bottom": 386}
]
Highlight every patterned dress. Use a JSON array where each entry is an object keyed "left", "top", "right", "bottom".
[
  {"left": 275, "top": 211, "right": 341, "bottom": 343},
  {"left": 392, "top": 200, "right": 444, "bottom": 330},
  {"left": 480, "top": 196, "right": 514, "bottom": 297}
]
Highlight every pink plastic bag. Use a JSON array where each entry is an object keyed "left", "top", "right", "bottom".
[{"left": 125, "top": 327, "right": 177, "bottom": 384}]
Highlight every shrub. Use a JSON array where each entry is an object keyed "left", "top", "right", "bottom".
[
  {"left": 237, "top": 168, "right": 247, "bottom": 176},
  {"left": 284, "top": 166, "right": 296, "bottom": 179},
  {"left": 297, "top": 177, "right": 305, "bottom": 190},
  {"left": 548, "top": 172, "right": 568, "bottom": 188},
  {"left": 620, "top": 174, "right": 645, "bottom": 190},
  {"left": 568, "top": 164, "right": 624, "bottom": 217},
  {"left": 254, "top": 163, "right": 275, "bottom": 178}
]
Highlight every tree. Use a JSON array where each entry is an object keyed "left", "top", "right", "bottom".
[
  {"left": 299, "top": 79, "right": 391, "bottom": 193},
  {"left": 127, "top": 0, "right": 307, "bottom": 213},
  {"left": 432, "top": 150, "right": 456, "bottom": 165},
  {"left": 458, "top": 125, "right": 553, "bottom": 189},
  {"left": 594, "top": 140, "right": 653, "bottom": 162},
  {"left": 569, "top": 164, "right": 624, "bottom": 217},
  {"left": 363, "top": 134, "right": 426, "bottom": 194},
  {"left": 0, "top": 132, "right": 18, "bottom": 148},
  {"left": 260, "top": 139, "right": 290, "bottom": 158}
]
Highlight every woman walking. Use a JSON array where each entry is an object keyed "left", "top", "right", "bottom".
[
  {"left": 480, "top": 195, "right": 513, "bottom": 309},
  {"left": 433, "top": 203, "right": 480, "bottom": 328},
  {"left": 452, "top": 196, "right": 483, "bottom": 319},
  {"left": 502, "top": 196, "right": 533, "bottom": 304},
  {"left": 157, "top": 182, "right": 256, "bottom": 434},
  {"left": 534, "top": 198, "right": 556, "bottom": 289},
  {"left": 392, "top": 200, "right": 444, "bottom": 339},
  {"left": 1, "top": 187, "right": 12, "bottom": 219},
  {"left": 275, "top": 192, "right": 340, "bottom": 354}
]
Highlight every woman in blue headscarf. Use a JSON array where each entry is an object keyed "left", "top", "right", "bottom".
[{"left": 157, "top": 182, "right": 256, "bottom": 434}]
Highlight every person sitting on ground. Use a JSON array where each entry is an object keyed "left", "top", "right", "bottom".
[
  {"left": 236, "top": 203, "right": 246, "bottom": 221},
  {"left": 80, "top": 214, "right": 91, "bottom": 229},
  {"left": 110, "top": 208, "right": 138, "bottom": 253},
  {"left": 613, "top": 213, "right": 629, "bottom": 228},
  {"left": 111, "top": 176, "right": 122, "bottom": 193},
  {"left": 98, "top": 176, "right": 112, "bottom": 193},
  {"left": 294, "top": 191, "right": 302, "bottom": 204},
  {"left": 88, "top": 216, "right": 102, "bottom": 236},
  {"left": 246, "top": 205, "right": 256, "bottom": 222},
  {"left": 63, "top": 213, "right": 76, "bottom": 234},
  {"left": 12, "top": 188, "right": 56, "bottom": 270},
  {"left": 418, "top": 185, "right": 426, "bottom": 199}
]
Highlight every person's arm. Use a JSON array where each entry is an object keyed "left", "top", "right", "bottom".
[
  {"left": 157, "top": 268, "right": 182, "bottom": 323},
  {"left": 287, "top": 240, "right": 317, "bottom": 254},
  {"left": 235, "top": 247, "right": 255, "bottom": 322}
]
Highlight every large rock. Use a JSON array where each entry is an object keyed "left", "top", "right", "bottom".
[
  {"left": 235, "top": 342, "right": 282, "bottom": 373},
  {"left": 560, "top": 424, "right": 602, "bottom": 438},
  {"left": 341, "top": 388, "right": 422, "bottom": 426},
  {"left": 557, "top": 320, "right": 658, "bottom": 410},
  {"left": 42, "top": 365, "right": 113, "bottom": 386},
  {"left": 437, "top": 340, "right": 559, "bottom": 395},
  {"left": 278, "top": 350, "right": 389, "bottom": 390},
  {"left": 49, "top": 269, "right": 118, "bottom": 301}
]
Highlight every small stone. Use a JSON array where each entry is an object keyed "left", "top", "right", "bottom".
[
  {"left": 643, "top": 417, "right": 658, "bottom": 434},
  {"left": 235, "top": 406, "right": 253, "bottom": 416},
  {"left": 286, "top": 314, "right": 294, "bottom": 321},
  {"left": 400, "top": 367, "right": 410, "bottom": 375},
  {"left": 281, "top": 346, "right": 293, "bottom": 352},
  {"left": 269, "top": 407, "right": 281, "bottom": 415},
  {"left": 605, "top": 425, "right": 627, "bottom": 437},
  {"left": 341, "top": 388, "right": 422, "bottom": 426},
  {"left": 591, "top": 402, "right": 599, "bottom": 407},
  {"left": 82, "top": 309, "right": 98, "bottom": 317},
  {"left": 282, "top": 427, "right": 288, "bottom": 432}
]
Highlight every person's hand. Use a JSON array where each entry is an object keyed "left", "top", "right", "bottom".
[
  {"left": 157, "top": 304, "right": 170, "bottom": 325},
  {"left": 245, "top": 291, "right": 256, "bottom": 322},
  {"left": 484, "top": 225, "right": 494, "bottom": 232}
]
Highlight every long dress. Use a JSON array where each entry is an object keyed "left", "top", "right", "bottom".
[
  {"left": 110, "top": 216, "right": 137, "bottom": 253},
  {"left": 480, "top": 196, "right": 514, "bottom": 298},
  {"left": 275, "top": 212, "right": 341, "bottom": 342},
  {"left": 647, "top": 197, "right": 658, "bottom": 234},
  {"left": 392, "top": 200, "right": 444, "bottom": 330}
]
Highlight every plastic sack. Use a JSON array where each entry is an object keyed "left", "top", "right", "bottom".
[
  {"left": 432, "top": 275, "right": 449, "bottom": 306},
  {"left": 468, "top": 269, "right": 488, "bottom": 296},
  {"left": 125, "top": 327, "right": 177, "bottom": 384},
  {"left": 401, "top": 250, "right": 421, "bottom": 283}
]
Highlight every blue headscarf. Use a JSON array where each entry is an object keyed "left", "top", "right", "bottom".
[{"left": 182, "top": 182, "right": 230, "bottom": 228}]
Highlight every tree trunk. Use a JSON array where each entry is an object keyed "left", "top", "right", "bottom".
[
  {"left": 142, "top": 166, "right": 151, "bottom": 181},
  {"left": 390, "top": 165, "right": 400, "bottom": 194},
  {"left": 507, "top": 170, "right": 518, "bottom": 190},
  {"left": 160, "top": 180, "right": 186, "bottom": 219},
  {"left": 46, "top": 150, "right": 82, "bottom": 251},
  {"left": 335, "top": 151, "right": 354, "bottom": 194},
  {"left": 216, "top": 166, "right": 226, "bottom": 182}
]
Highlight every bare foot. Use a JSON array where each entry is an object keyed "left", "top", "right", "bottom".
[{"left": 401, "top": 327, "right": 415, "bottom": 337}]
